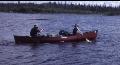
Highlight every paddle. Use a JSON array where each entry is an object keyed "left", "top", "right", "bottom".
[
  {"left": 77, "top": 26, "right": 91, "bottom": 42},
  {"left": 37, "top": 27, "right": 44, "bottom": 36}
]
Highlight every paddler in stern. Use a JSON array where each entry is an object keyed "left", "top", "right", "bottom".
[{"left": 30, "top": 25, "right": 43, "bottom": 37}]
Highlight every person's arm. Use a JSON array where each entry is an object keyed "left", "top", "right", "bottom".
[{"left": 36, "top": 28, "right": 40, "bottom": 32}]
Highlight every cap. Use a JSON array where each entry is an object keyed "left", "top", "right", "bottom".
[
  {"left": 34, "top": 25, "right": 37, "bottom": 27},
  {"left": 74, "top": 24, "right": 78, "bottom": 27}
]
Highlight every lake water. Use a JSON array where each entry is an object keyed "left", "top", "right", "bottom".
[{"left": 0, "top": 12, "right": 120, "bottom": 65}]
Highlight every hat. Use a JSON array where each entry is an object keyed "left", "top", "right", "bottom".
[
  {"left": 34, "top": 25, "right": 38, "bottom": 28},
  {"left": 34, "top": 25, "right": 37, "bottom": 27},
  {"left": 74, "top": 24, "right": 79, "bottom": 27}
]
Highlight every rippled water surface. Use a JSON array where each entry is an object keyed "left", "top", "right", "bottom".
[{"left": 0, "top": 12, "right": 120, "bottom": 65}]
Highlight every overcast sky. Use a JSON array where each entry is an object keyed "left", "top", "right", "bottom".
[{"left": 0, "top": 1, "right": 120, "bottom": 7}]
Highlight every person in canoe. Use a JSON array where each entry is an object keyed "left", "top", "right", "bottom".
[
  {"left": 30, "top": 25, "right": 43, "bottom": 37},
  {"left": 73, "top": 24, "right": 82, "bottom": 35}
]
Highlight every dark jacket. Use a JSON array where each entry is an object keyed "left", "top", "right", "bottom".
[
  {"left": 30, "top": 27, "right": 40, "bottom": 37},
  {"left": 73, "top": 27, "right": 78, "bottom": 35}
]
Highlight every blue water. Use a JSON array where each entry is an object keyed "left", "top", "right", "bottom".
[{"left": 0, "top": 12, "right": 120, "bottom": 65}]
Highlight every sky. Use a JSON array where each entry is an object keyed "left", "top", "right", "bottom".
[{"left": 0, "top": 1, "right": 120, "bottom": 7}]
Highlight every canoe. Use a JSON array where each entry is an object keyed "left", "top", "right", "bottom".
[{"left": 14, "top": 30, "right": 98, "bottom": 44}]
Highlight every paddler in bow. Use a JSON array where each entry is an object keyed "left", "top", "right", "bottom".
[{"left": 72, "top": 24, "right": 82, "bottom": 35}]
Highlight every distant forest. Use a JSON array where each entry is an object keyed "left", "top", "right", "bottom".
[{"left": 0, "top": 2, "right": 120, "bottom": 15}]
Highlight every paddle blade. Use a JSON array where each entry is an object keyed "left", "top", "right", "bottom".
[{"left": 86, "top": 38, "right": 91, "bottom": 42}]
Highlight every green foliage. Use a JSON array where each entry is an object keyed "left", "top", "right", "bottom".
[{"left": 0, "top": 2, "right": 120, "bottom": 15}]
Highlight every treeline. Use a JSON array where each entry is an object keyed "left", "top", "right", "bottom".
[{"left": 0, "top": 2, "right": 120, "bottom": 15}]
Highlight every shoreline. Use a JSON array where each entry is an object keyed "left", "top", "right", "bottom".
[
  {"left": 0, "top": 11, "right": 119, "bottom": 16},
  {"left": 0, "top": 11, "right": 102, "bottom": 15},
  {"left": 0, "top": 2, "right": 119, "bottom": 16}
]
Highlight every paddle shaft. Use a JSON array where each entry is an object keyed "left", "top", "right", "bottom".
[{"left": 77, "top": 27, "right": 91, "bottom": 42}]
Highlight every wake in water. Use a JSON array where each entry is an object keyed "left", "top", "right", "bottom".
[{"left": 0, "top": 40, "right": 15, "bottom": 46}]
